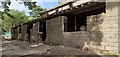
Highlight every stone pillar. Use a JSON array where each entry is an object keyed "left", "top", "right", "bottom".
[
  {"left": 118, "top": 2, "right": 120, "bottom": 55},
  {"left": 21, "top": 26, "right": 24, "bottom": 41},
  {"left": 11, "top": 28, "right": 16, "bottom": 39},
  {"left": 101, "top": 2, "right": 118, "bottom": 53},
  {"left": 27, "top": 25, "right": 31, "bottom": 42},
  {"left": 18, "top": 27, "right": 22, "bottom": 40},
  {"left": 15, "top": 27, "right": 20, "bottom": 40},
  {"left": 21, "top": 25, "right": 28, "bottom": 41},
  {"left": 12, "top": 27, "right": 20, "bottom": 40},
  {"left": 30, "top": 22, "right": 40, "bottom": 44},
  {"left": 45, "top": 16, "right": 63, "bottom": 45}
]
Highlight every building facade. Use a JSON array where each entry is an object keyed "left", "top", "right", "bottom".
[
  {"left": 45, "top": 2, "right": 118, "bottom": 53},
  {"left": 12, "top": 0, "right": 119, "bottom": 54}
]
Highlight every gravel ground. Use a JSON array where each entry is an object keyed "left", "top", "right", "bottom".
[{"left": 1, "top": 40, "right": 101, "bottom": 57}]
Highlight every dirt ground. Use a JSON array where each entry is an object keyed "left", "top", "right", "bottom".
[{"left": 1, "top": 40, "right": 102, "bottom": 57}]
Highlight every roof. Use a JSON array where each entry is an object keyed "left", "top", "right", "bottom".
[
  {"left": 12, "top": 1, "right": 105, "bottom": 29},
  {"left": 42, "top": 2, "right": 74, "bottom": 14}
]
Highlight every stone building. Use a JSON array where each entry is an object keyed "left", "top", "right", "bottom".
[{"left": 12, "top": 0, "right": 119, "bottom": 54}]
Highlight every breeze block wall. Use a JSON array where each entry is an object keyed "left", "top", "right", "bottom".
[
  {"left": 98, "top": 2, "right": 118, "bottom": 52},
  {"left": 45, "top": 16, "right": 63, "bottom": 45},
  {"left": 12, "top": 27, "right": 20, "bottom": 40},
  {"left": 118, "top": 2, "right": 120, "bottom": 54},
  {"left": 21, "top": 25, "right": 28, "bottom": 41},
  {"left": 18, "top": 27, "right": 22, "bottom": 40},
  {"left": 30, "top": 22, "right": 41, "bottom": 44},
  {"left": 85, "top": 2, "right": 118, "bottom": 53},
  {"left": 15, "top": 27, "right": 20, "bottom": 40},
  {"left": 63, "top": 32, "right": 89, "bottom": 49},
  {"left": 63, "top": 2, "right": 118, "bottom": 54}
]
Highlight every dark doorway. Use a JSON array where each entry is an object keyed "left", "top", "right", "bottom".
[
  {"left": 27, "top": 24, "right": 33, "bottom": 42},
  {"left": 39, "top": 21, "right": 46, "bottom": 42}
]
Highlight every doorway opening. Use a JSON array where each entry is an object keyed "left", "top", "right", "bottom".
[{"left": 39, "top": 21, "right": 46, "bottom": 42}]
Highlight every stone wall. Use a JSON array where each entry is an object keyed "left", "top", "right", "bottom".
[
  {"left": 11, "top": 28, "right": 15, "bottom": 39},
  {"left": 12, "top": 27, "right": 20, "bottom": 40},
  {"left": 15, "top": 27, "right": 20, "bottom": 40},
  {"left": 21, "top": 25, "right": 28, "bottom": 41},
  {"left": 63, "top": 13, "right": 104, "bottom": 49},
  {"left": 45, "top": 16, "right": 63, "bottom": 45},
  {"left": 118, "top": 2, "right": 120, "bottom": 54},
  {"left": 18, "top": 27, "right": 22, "bottom": 40},
  {"left": 30, "top": 22, "right": 41, "bottom": 44},
  {"left": 11, "top": 2, "right": 118, "bottom": 54},
  {"left": 63, "top": 2, "right": 118, "bottom": 53},
  {"left": 87, "top": 13, "right": 104, "bottom": 48},
  {"left": 63, "top": 32, "right": 89, "bottom": 49},
  {"left": 98, "top": 2, "right": 118, "bottom": 52}
]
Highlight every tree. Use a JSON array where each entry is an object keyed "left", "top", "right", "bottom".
[
  {"left": 29, "top": 6, "right": 46, "bottom": 18},
  {"left": 1, "top": 1, "right": 46, "bottom": 19},
  {"left": 1, "top": 9, "right": 29, "bottom": 32},
  {"left": 1, "top": 0, "right": 37, "bottom": 19},
  {"left": 1, "top": 0, "right": 36, "bottom": 11}
]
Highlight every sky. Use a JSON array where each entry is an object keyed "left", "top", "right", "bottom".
[{"left": 1, "top": 0, "right": 59, "bottom": 15}]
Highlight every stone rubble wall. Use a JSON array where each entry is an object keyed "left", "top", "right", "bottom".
[
  {"left": 11, "top": 29, "right": 15, "bottom": 39},
  {"left": 11, "top": 28, "right": 19, "bottom": 40},
  {"left": 63, "top": 32, "right": 89, "bottom": 49},
  {"left": 63, "top": 2, "right": 118, "bottom": 53},
  {"left": 118, "top": 2, "right": 120, "bottom": 54},
  {"left": 99, "top": 2, "right": 118, "bottom": 52},
  {"left": 30, "top": 22, "right": 41, "bottom": 44},
  {"left": 18, "top": 27, "right": 22, "bottom": 40},
  {"left": 45, "top": 16, "right": 63, "bottom": 45},
  {"left": 21, "top": 25, "right": 28, "bottom": 41},
  {"left": 11, "top": 2, "right": 119, "bottom": 54},
  {"left": 15, "top": 27, "right": 20, "bottom": 40}
]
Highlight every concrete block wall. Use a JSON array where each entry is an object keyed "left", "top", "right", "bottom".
[
  {"left": 87, "top": 13, "right": 118, "bottom": 52},
  {"left": 118, "top": 2, "right": 120, "bottom": 54},
  {"left": 11, "top": 29, "right": 14, "bottom": 39},
  {"left": 84, "top": 2, "right": 118, "bottom": 53},
  {"left": 98, "top": 2, "right": 118, "bottom": 52},
  {"left": 18, "top": 27, "right": 22, "bottom": 40},
  {"left": 15, "top": 27, "right": 20, "bottom": 40},
  {"left": 87, "top": 13, "right": 104, "bottom": 48},
  {"left": 21, "top": 25, "right": 28, "bottom": 41},
  {"left": 12, "top": 27, "right": 20, "bottom": 40},
  {"left": 45, "top": 16, "right": 63, "bottom": 45},
  {"left": 63, "top": 32, "right": 89, "bottom": 49},
  {"left": 62, "top": 2, "right": 118, "bottom": 53},
  {"left": 30, "top": 22, "right": 41, "bottom": 44},
  {"left": 10, "top": 2, "right": 117, "bottom": 54}
]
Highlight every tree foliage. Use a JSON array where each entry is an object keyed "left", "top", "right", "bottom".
[
  {"left": 0, "top": 0, "right": 46, "bottom": 32},
  {"left": 29, "top": 6, "right": 46, "bottom": 18},
  {"left": 1, "top": 1, "right": 37, "bottom": 19},
  {"left": 1, "top": 0, "right": 36, "bottom": 11},
  {"left": 1, "top": 1, "right": 46, "bottom": 19},
  {"left": 1, "top": 9, "right": 29, "bottom": 32}
]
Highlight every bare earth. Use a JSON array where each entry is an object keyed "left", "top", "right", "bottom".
[{"left": 1, "top": 40, "right": 101, "bottom": 57}]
